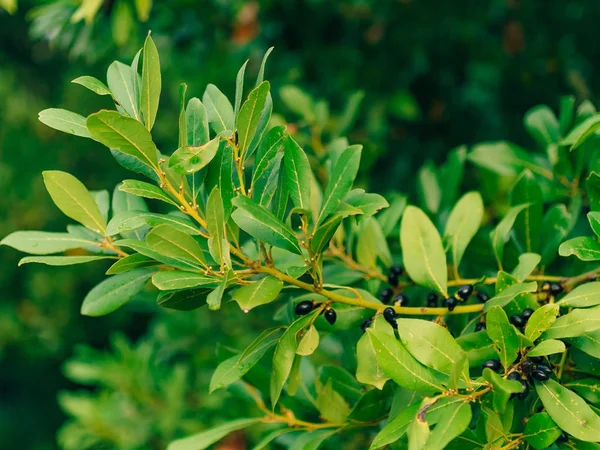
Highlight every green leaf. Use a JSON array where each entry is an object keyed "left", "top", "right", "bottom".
[
  {"left": 524, "top": 105, "right": 560, "bottom": 150},
  {"left": 296, "top": 324, "right": 320, "bottom": 356},
  {"left": 535, "top": 379, "right": 600, "bottom": 442},
  {"left": 524, "top": 412, "right": 561, "bottom": 450},
  {"left": 251, "top": 125, "right": 286, "bottom": 192},
  {"left": 456, "top": 331, "right": 497, "bottom": 368},
  {"left": 408, "top": 414, "right": 430, "bottom": 450},
  {"left": 400, "top": 205, "right": 447, "bottom": 295},
  {"left": 318, "top": 145, "right": 362, "bottom": 224},
  {"left": 589, "top": 212, "right": 600, "bottom": 237},
  {"left": 543, "top": 306, "right": 600, "bottom": 339},
  {"left": 486, "top": 306, "right": 519, "bottom": 369},
  {"left": 232, "top": 276, "right": 283, "bottom": 312},
  {"left": 283, "top": 135, "right": 311, "bottom": 210},
  {"left": 1, "top": 231, "right": 96, "bottom": 255},
  {"left": 177, "top": 83, "right": 188, "bottom": 147},
  {"left": 540, "top": 205, "right": 571, "bottom": 265},
  {"left": 237, "top": 81, "right": 270, "bottom": 156},
  {"left": 311, "top": 215, "right": 343, "bottom": 254},
  {"left": 233, "top": 59, "right": 248, "bottom": 118},
  {"left": 218, "top": 141, "right": 235, "bottom": 219},
  {"left": 425, "top": 401, "right": 472, "bottom": 450},
  {"left": 357, "top": 217, "right": 391, "bottom": 269},
  {"left": 562, "top": 114, "right": 600, "bottom": 145},
  {"left": 87, "top": 110, "right": 159, "bottom": 170},
  {"left": 206, "top": 269, "right": 231, "bottom": 311},
  {"left": 370, "top": 403, "right": 420, "bottom": 449},
  {"left": 489, "top": 203, "right": 530, "bottom": 269},
  {"left": 18, "top": 255, "right": 113, "bottom": 266},
  {"left": 525, "top": 303, "right": 559, "bottom": 341},
  {"left": 511, "top": 253, "right": 541, "bottom": 282},
  {"left": 157, "top": 289, "right": 210, "bottom": 311},
  {"left": 107, "top": 211, "right": 201, "bottom": 236},
  {"left": 378, "top": 194, "right": 407, "bottom": 237},
  {"left": 558, "top": 282, "right": 600, "bottom": 308},
  {"left": 169, "top": 138, "right": 220, "bottom": 175},
  {"left": 43, "top": 171, "right": 107, "bottom": 235},
  {"left": 417, "top": 162, "right": 441, "bottom": 214},
  {"left": 209, "top": 327, "right": 282, "bottom": 393},
  {"left": 279, "top": 85, "right": 315, "bottom": 123},
  {"left": 106, "top": 253, "right": 155, "bottom": 274},
  {"left": 72, "top": 76, "right": 112, "bottom": 96},
  {"left": 186, "top": 98, "right": 209, "bottom": 146},
  {"left": 527, "top": 339, "right": 565, "bottom": 357},
  {"left": 206, "top": 187, "right": 231, "bottom": 268},
  {"left": 146, "top": 225, "right": 207, "bottom": 268},
  {"left": 270, "top": 311, "right": 317, "bottom": 408},
  {"left": 566, "top": 329, "right": 600, "bottom": 358},
  {"left": 443, "top": 191, "right": 484, "bottom": 269},
  {"left": 315, "top": 379, "right": 350, "bottom": 423},
  {"left": 203, "top": 84, "right": 234, "bottom": 134},
  {"left": 38, "top": 108, "right": 92, "bottom": 139},
  {"left": 587, "top": 172, "right": 600, "bottom": 212},
  {"left": 231, "top": 196, "right": 301, "bottom": 254},
  {"left": 115, "top": 239, "right": 200, "bottom": 271},
  {"left": 559, "top": 237, "right": 600, "bottom": 261},
  {"left": 118, "top": 179, "right": 178, "bottom": 207},
  {"left": 140, "top": 33, "right": 161, "bottom": 130},
  {"left": 107, "top": 61, "right": 140, "bottom": 120},
  {"left": 166, "top": 418, "right": 261, "bottom": 450},
  {"left": 152, "top": 271, "right": 219, "bottom": 291},
  {"left": 356, "top": 318, "right": 391, "bottom": 390},
  {"left": 255, "top": 47, "right": 274, "bottom": 86},
  {"left": 468, "top": 141, "right": 536, "bottom": 176},
  {"left": 482, "top": 368, "right": 523, "bottom": 413},
  {"left": 81, "top": 269, "right": 154, "bottom": 316},
  {"left": 484, "top": 282, "right": 537, "bottom": 311},
  {"left": 344, "top": 190, "right": 389, "bottom": 217},
  {"left": 510, "top": 170, "right": 543, "bottom": 253},
  {"left": 91, "top": 190, "right": 110, "bottom": 222},
  {"left": 564, "top": 379, "right": 600, "bottom": 404}
]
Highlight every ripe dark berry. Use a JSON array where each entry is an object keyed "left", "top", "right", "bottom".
[
  {"left": 540, "top": 281, "right": 551, "bottom": 292},
  {"left": 389, "top": 318, "right": 398, "bottom": 329},
  {"left": 536, "top": 364, "right": 552, "bottom": 377},
  {"left": 388, "top": 272, "right": 399, "bottom": 287},
  {"left": 360, "top": 318, "right": 372, "bottom": 332},
  {"left": 389, "top": 266, "right": 403, "bottom": 276},
  {"left": 475, "top": 322, "right": 486, "bottom": 332},
  {"left": 550, "top": 282, "right": 564, "bottom": 296},
  {"left": 507, "top": 372, "right": 521, "bottom": 381},
  {"left": 509, "top": 314, "right": 526, "bottom": 328},
  {"left": 426, "top": 292, "right": 438, "bottom": 307},
  {"left": 379, "top": 288, "right": 394, "bottom": 304},
  {"left": 295, "top": 300, "right": 314, "bottom": 315},
  {"left": 557, "top": 432, "right": 569, "bottom": 443},
  {"left": 394, "top": 293, "right": 409, "bottom": 306},
  {"left": 528, "top": 356, "right": 543, "bottom": 364},
  {"left": 456, "top": 284, "right": 474, "bottom": 300},
  {"left": 517, "top": 380, "right": 529, "bottom": 400},
  {"left": 482, "top": 359, "right": 502, "bottom": 372},
  {"left": 521, "top": 308, "right": 534, "bottom": 321},
  {"left": 520, "top": 360, "right": 533, "bottom": 376},
  {"left": 445, "top": 297, "right": 457, "bottom": 311},
  {"left": 324, "top": 308, "right": 337, "bottom": 325},
  {"left": 531, "top": 368, "right": 550, "bottom": 381},
  {"left": 476, "top": 292, "right": 489, "bottom": 303},
  {"left": 383, "top": 307, "right": 397, "bottom": 324}
]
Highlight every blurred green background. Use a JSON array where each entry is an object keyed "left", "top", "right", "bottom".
[{"left": 0, "top": 0, "right": 598, "bottom": 448}]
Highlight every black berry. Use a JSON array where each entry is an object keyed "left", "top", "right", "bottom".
[
  {"left": 540, "top": 281, "right": 551, "bottom": 292},
  {"left": 426, "top": 292, "right": 438, "bottom": 307},
  {"left": 520, "top": 359, "right": 533, "bottom": 376},
  {"left": 557, "top": 432, "right": 569, "bottom": 443},
  {"left": 360, "top": 318, "right": 372, "bottom": 332},
  {"left": 324, "top": 308, "right": 337, "bottom": 325},
  {"left": 476, "top": 292, "right": 489, "bottom": 303},
  {"left": 521, "top": 308, "right": 534, "bottom": 320},
  {"left": 507, "top": 372, "right": 521, "bottom": 381},
  {"left": 389, "top": 318, "right": 398, "bottom": 329},
  {"left": 509, "top": 314, "right": 526, "bottom": 328},
  {"left": 517, "top": 380, "right": 529, "bottom": 400},
  {"left": 536, "top": 364, "right": 552, "bottom": 377},
  {"left": 531, "top": 368, "right": 550, "bottom": 381},
  {"left": 388, "top": 272, "right": 399, "bottom": 287},
  {"left": 389, "top": 266, "right": 403, "bottom": 276},
  {"left": 379, "top": 288, "right": 394, "bottom": 304},
  {"left": 528, "top": 356, "right": 543, "bottom": 364},
  {"left": 475, "top": 322, "right": 486, "bottom": 332},
  {"left": 482, "top": 359, "right": 502, "bottom": 372},
  {"left": 383, "top": 307, "right": 396, "bottom": 324},
  {"left": 295, "top": 300, "right": 314, "bottom": 315},
  {"left": 456, "top": 284, "right": 474, "bottom": 300},
  {"left": 394, "top": 293, "right": 409, "bottom": 306},
  {"left": 445, "top": 297, "right": 457, "bottom": 311},
  {"left": 550, "top": 282, "right": 564, "bottom": 296}
]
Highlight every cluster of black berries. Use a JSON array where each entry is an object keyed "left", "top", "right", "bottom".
[
  {"left": 509, "top": 308, "right": 534, "bottom": 330},
  {"left": 540, "top": 281, "right": 563, "bottom": 297},
  {"left": 360, "top": 306, "right": 399, "bottom": 333},
  {"left": 295, "top": 300, "right": 337, "bottom": 325},
  {"left": 378, "top": 266, "right": 409, "bottom": 306},
  {"left": 443, "top": 284, "right": 473, "bottom": 311},
  {"left": 482, "top": 356, "right": 554, "bottom": 401}
]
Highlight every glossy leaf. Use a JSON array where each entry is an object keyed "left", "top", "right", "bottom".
[
  {"left": 315, "top": 379, "right": 350, "bottom": 423},
  {"left": 186, "top": 97, "right": 209, "bottom": 146},
  {"left": 482, "top": 368, "right": 523, "bottom": 413},
  {"left": 512, "top": 253, "right": 541, "bottom": 281},
  {"left": 206, "top": 270, "right": 231, "bottom": 311},
  {"left": 157, "top": 288, "right": 210, "bottom": 311},
  {"left": 283, "top": 135, "right": 311, "bottom": 210},
  {"left": 107, "top": 211, "right": 201, "bottom": 236},
  {"left": 510, "top": 170, "right": 543, "bottom": 252},
  {"left": 146, "top": 225, "right": 207, "bottom": 268},
  {"left": 540, "top": 205, "right": 571, "bottom": 265},
  {"left": 525, "top": 303, "right": 559, "bottom": 341},
  {"left": 202, "top": 84, "right": 234, "bottom": 134},
  {"left": 558, "top": 282, "right": 600, "bottom": 308},
  {"left": 18, "top": 255, "right": 113, "bottom": 266},
  {"left": 169, "top": 138, "right": 220, "bottom": 175},
  {"left": 152, "top": 271, "right": 219, "bottom": 291},
  {"left": 543, "top": 306, "right": 600, "bottom": 339},
  {"left": 296, "top": 325, "right": 320, "bottom": 356},
  {"left": 231, "top": 276, "right": 283, "bottom": 312},
  {"left": 489, "top": 203, "right": 529, "bottom": 269},
  {"left": 106, "top": 253, "right": 154, "bottom": 274},
  {"left": 559, "top": 237, "right": 600, "bottom": 261},
  {"left": 524, "top": 412, "right": 561, "bottom": 450},
  {"left": 167, "top": 418, "right": 261, "bottom": 450},
  {"left": 483, "top": 282, "right": 537, "bottom": 311},
  {"left": 527, "top": 339, "right": 565, "bottom": 357},
  {"left": 118, "top": 180, "right": 178, "bottom": 207},
  {"left": 356, "top": 318, "right": 391, "bottom": 390},
  {"left": 72, "top": 76, "right": 112, "bottom": 96},
  {"left": 206, "top": 187, "right": 231, "bottom": 268},
  {"left": 425, "top": 400, "right": 472, "bottom": 450},
  {"left": 443, "top": 191, "right": 484, "bottom": 268},
  {"left": 106, "top": 61, "right": 140, "bottom": 120},
  {"left": 486, "top": 306, "right": 519, "bottom": 369},
  {"left": 1, "top": 231, "right": 96, "bottom": 255},
  {"left": 566, "top": 329, "right": 600, "bottom": 358},
  {"left": 38, "top": 108, "right": 92, "bottom": 139},
  {"left": 140, "top": 34, "right": 161, "bottom": 130},
  {"left": 237, "top": 81, "right": 270, "bottom": 156},
  {"left": 370, "top": 403, "right": 420, "bottom": 449}
]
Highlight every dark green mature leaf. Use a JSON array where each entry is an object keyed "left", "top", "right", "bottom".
[
  {"left": 587, "top": 172, "right": 600, "bottom": 212},
  {"left": 18, "top": 255, "right": 114, "bottom": 266},
  {"left": 112, "top": 150, "right": 160, "bottom": 181},
  {"left": 167, "top": 418, "right": 261, "bottom": 450},
  {"left": 486, "top": 306, "right": 519, "bottom": 369},
  {"left": 251, "top": 125, "right": 285, "bottom": 192},
  {"left": 80, "top": 269, "right": 154, "bottom": 316},
  {"left": 559, "top": 237, "right": 600, "bottom": 261},
  {"left": 558, "top": 282, "right": 600, "bottom": 308},
  {"left": 356, "top": 318, "right": 391, "bottom": 390},
  {"left": 347, "top": 385, "right": 392, "bottom": 422},
  {"left": 525, "top": 303, "right": 559, "bottom": 341},
  {"left": 206, "top": 187, "right": 231, "bottom": 268},
  {"left": 1, "top": 231, "right": 96, "bottom": 255},
  {"left": 535, "top": 379, "right": 600, "bottom": 442},
  {"left": 543, "top": 306, "right": 600, "bottom": 339},
  {"left": 72, "top": 76, "right": 112, "bottom": 96},
  {"left": 484, "top": 282, "right": 537, "bottom": 311},
  {"left": 589, "top": 212, "right": 600, "bottom": 238},
  {"left": 203, "top": 84, "right": 234, "bottom": 134},
  {"left": 232, "top": 276, "right": 283, "bottom": 312},
  {"left": 425, "top": 400, "right": 472, "bottom": 450},
  {"left": 483, "top": 369, "right": 523, "bottom": 413},
  {"left": 511, "top": 170, "right": 543, "bottom": 253},
  {"left": 140, "top": 34, "right": 161, "bottom": 130},
  {"left": 207, "top": 270, "right": 231, "bottom": 311},
  {"left": 527, "top": 339, "right": 565, "bottom": 357},
  {"left": 370, "top": 403, "right": 420, "bottom": 449},
  {"left": 146, "top": 225, "right": 207, "bottom": 269},
  {"left": 566, "top": 329, "right": 600, "bottom": 358},
  {"left": 237, "top": 81, "right": 270, "bottom": 156},
  {"left": 186, "top": 98, "right": 209, "bottom": 146},
  {"left": 565, "top": 379, "right": 600, "bottom": 404},
  {"left": 157, "top": 288, "right": 211, "bottom": 311},
  {"left": 231, "top": 196, "right": 301, "bottom": 254},
  {"left": 489, "top": 203, "right": 530, "bottom": 269},
  {"left": 118, "top": 179, "right": 178, "bottom": 207},
  {"left": 107, "top": 211, "right": 201, "bottom": 236},
  {"left": 115, "top": 239, "right": 200, "bottom": 271},
  {"left": 539, "top": 205, "right": 571, "bottom": 265},
  {"left": 456, "top": 332, "right": 497, "bottom": 368},
  {"left": 219, "top": 141, "right": 235, "bottom": 218},
  {"left": 209, "top": 327, "right": 282, "bottom": 393},
  {"left": 311, "top": 215, "right": 343, "bottom": 254},
  {"left": 318, "top": 145, "right": 362, "bottom": 224},
  {"left": 43, "top": 171, "right": 107, "bottom": 235},
  {"left": 107, "top": 61, "right": 140, "bottom": 120},
  {"left": 87, "top": 110, "right": 159, "bottom": 170},
  {"left": 38, "top": 109, "right": 92, "bottom": 139},
  {"left": 152, "top": 271, "right": 219, "bottom": 291},
  {"left": 400, "top": 205, "right": 447, "bottom": 295},
  {"left": 443, "top": 191, "right": 484, "bottom": 269},
  {"left": 283, "top": 135, "right": 311, "bottom": 210},
  {"left": 168, "top": 138, "right": 220, "bottom": 175},
  {"left": 106, "top": 253, "right": 155, "bottom": 274},
  {"left": 524, "top": 412, "right": 561, "bottom": 450}
]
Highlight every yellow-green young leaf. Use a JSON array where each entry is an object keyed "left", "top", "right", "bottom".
[
  {"left": 279, "top": 85, "right": 315, "bottom": 123},
  {"left": 231, "top": 196, "right": 301, "bottom": 255},
  {"left": 107, "top": 211, "right": 201, "bottom": 237},
  {"left": 315, "top": 379, "right": 350, "bottom": 423},
  {"left": 202, "top": 84, "right": 234, "bottom": 134},
  {"left": 209, "top": 327, "right": 282, "bottom": 393},
  {"left": 357, "top": 217, "right": 391, "bottom": 269},
  {"left": 134, "top": 0, "right": 152, "bottom": 21},
  {"left": 107, "top": 61, "right": 140, "bottom": 120},
  {"left": 232, "top": 276, "right": 283, "bottom": 312},
  {"left": 417, "top": 161, "right": 441, "bottom": 215},
  {"left": 118, "top": 179, "right": 177, "bottom": 207},
  {"left": 443, "top": 191, "right": 484, "bottom": 269},
  {"left": 186, "top": 98, "right": 209, "bottom": 146},
  {"left": 283, "top": 135, "right": 311, "bottom": 210},
  {"left": 489, "top": 203, "right": 530, "bottom": 269},
  {"left": 206, "top": 187, "right": 231, "bottom": 268},
  {"left": 486, "top": 306, "right": 519, "bottom": 369},
  {"left": 524, "top": 412, "right": 561, "bottom": 450},
  {"left": 270, "top": 311, "right": 318, "bottom": 408},
  {"left": 467, "top": 141, "right": 533, "bottom": 176},
  {"left": 81, "top": 268, "right": 154, "bottom": 316},
  {"left": 18, "top": 255, "right": 113, "bottom": 266},
  {"left": 535, "top": 379, "right": 600, "bottom": 442},
  {"left": 1, "top": 231, "right": 95, "bottom": 255},
  {"left": 344, "top": 190, "right": 389, "bottom": 217},
  {"left": 408, "top": 414, "right": 430, "bottom": 450},
  {"left": 141, "top": 34, "right": 161, "bottom": 130},
  {"left": 318, "top": 145, "right": 362, "bottom": 224},
  {"left": 424, "top": 400, "right": 472, "bottom": 450},
  {"left": 482, "top": 368, "right": 523, "bottom": 414},
  {"left": 527, "top": 339, "right": 565, "bottom": 357},
  {"left": 525, "top": 303, "right": 559, "bottom": 341},
  {"left": 115, "top": 239, "right": 199, "bottom": 271},
  {"left": 511, "top": 253, "right": 541, "bottom": 282},
  {"left": 400, "top": 205, "right": 447, "bottom": 295},
  {"left": 356, "top": 318, "right": 391, "bottom": 390},
  {"left": 558, "top": 282, "right": 600, "bottom": 308},
  {"left": 296, "top": 325, "right": 319, "bottom": 356},
  {"left": 38, "top": 108, "right": 92, "bottom": 139},
  {"left": 167, "top": 418, "right": 261, "bottom": 450},
  {"left": 146, "top": 225, "right": 207, "bottom": 269},
  {"left": 379, "top": 194, "right": 407, "bottom": 237},
  {"left": 542, "top": 305, "right": 600, "bottom": 339},
  {"left": 237, "top": 81, "right": 270, "bottom": 156},
  {"left": 370, "top": 403, "right": 420, "bottom": 449},
  {"left": 87, "top": 110, "right": 159, "bottom": 170},
  {"left": 510, "top": 170, "right": 543, "bottom": 253},
  {"left": 559, "top": 237, "right": 600, "bottom": 261},
  {"left": 206, "top": 270, "right": 232, "bottom": 311},
  {"left": 169, "top": 139, "right": 220, "bottom": 175},
  {"left": 72, "top": 76, "right": 112, "bottom": 96},
  {"left": 152, "top": 270, "right": 219, "bottom": 291},
  {"left": 43, "top": 171, "right": 107, "bottom": 235},
  {"left": 106, "top": 253, "right": 154, "bottom": 274},
  {"left": 483, "top": 282, "right": 537, "bottom": 311}
]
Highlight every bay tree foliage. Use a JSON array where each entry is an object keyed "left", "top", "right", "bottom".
[{"left": 5, "top": 36, "right": 600, "bottom": 449}]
